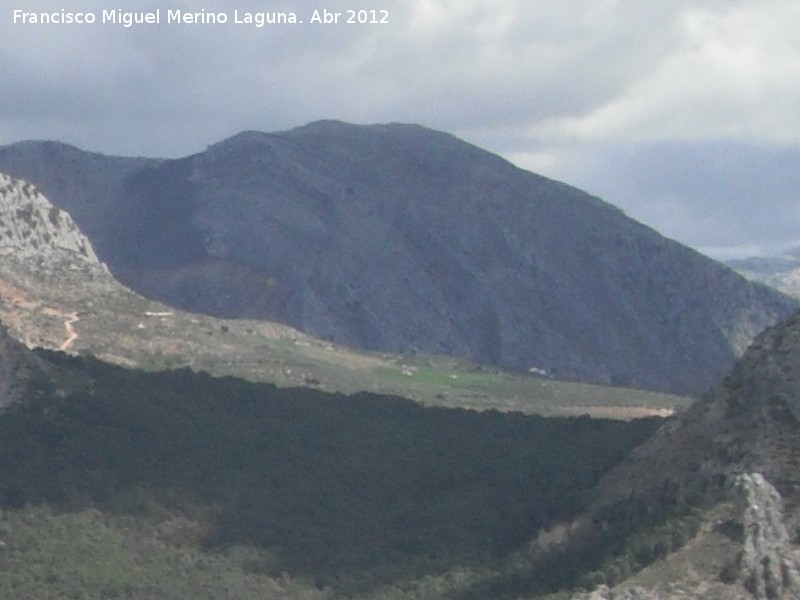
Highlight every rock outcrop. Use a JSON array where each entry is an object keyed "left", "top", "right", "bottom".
[
  {"left": 0, "top": 171, "right": 116, "bottom": 292},
  {"left": 736, "top": 473, "right": 800, "bottom": 599},
  {"left": 567, "top": 307, "right": 800, "bottom": 535},
  {"left": 571, "top": 473, "right": 800, "bottom": 600},
  {"left": 0, "top": 172, "right": 123, "bottom": 351},
  {"left": 0, "top": 172, "right": 99, "bottom": 264}
]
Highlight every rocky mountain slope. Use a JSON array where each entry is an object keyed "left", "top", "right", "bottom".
[
  {"left": 0, "top": 172, "right": 99, "bottom": 264},
  {"left": 535, "top": 307, "right": 800, "bottom": 599},
  {"left": 570, "top": 471, "right": 800, "bottom": 600},
  {"left": 727, "top": 248, "right": 800, "bottom": 298},
  {"left": 0, "top": 172, "right": 686, "bottom": 418},
  {"left": 586, "top": 308, "right": 800, "bottom": 514},
  {"left": 0, "top": 170, "right": 145, "bottom": 352},
  {"left": 1, "top": 121, "right": 796, "bottom": 395}
]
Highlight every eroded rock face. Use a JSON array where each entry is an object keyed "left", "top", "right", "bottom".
[
  {"left": 0, "top": 172, "right": 124, "bottom": 352},
  {"left": 557, "top": 313, "right": 800, "bottom": 598},
  {"left": 573, "top": 474, "right": 800, "bottom": 600},
  {"left": 736, "top": 473, "right": 800, "bottom": 599},
  {"left": 0, "top": 173, "right": 99, "bottom": 264}
]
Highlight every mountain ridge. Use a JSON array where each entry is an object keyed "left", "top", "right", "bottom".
[
  {"left": 0, "top": 170, "right": 687, "bottom": 418},
  {"left": 1, "top": 121, "right": 796, "bottom": 395}
]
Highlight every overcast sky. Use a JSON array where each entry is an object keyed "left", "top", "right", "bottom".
[{"left": 2, "top": 0, "right": 799, "bottom": 259}]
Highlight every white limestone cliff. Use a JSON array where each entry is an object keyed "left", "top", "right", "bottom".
[{"left": 0, "top": 172, "right": 100, "bottom": 265}]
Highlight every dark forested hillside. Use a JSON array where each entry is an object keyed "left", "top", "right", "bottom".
[
  {"left": 1, "top": 122, "right": 794, "bottom": 395},
  {"left": 0, "top": 348, "right": 658, "bottom": 595}
]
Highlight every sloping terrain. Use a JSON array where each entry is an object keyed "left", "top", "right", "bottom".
[
  {"left": 1, "top": 122, "right": 795, "bottom": 395},
  {"left": 0, "top": 171, "right": 688, "bottom": 418},
  {"left": 0, "top": 302, "right": 663, "bottom": 599},
  {"left": 0, "top": 322, "right": 51, "bottom": 410},
  {"left": 582, "top": 308, "right": 800, "bottom": 522},
  {"left": 0, "top": 349, "right": 660, "bottom": 599},
  {"left": 497, "top": 307, "right": 800, "bottom": 599},
  {"left": 6, "top": 171, "right": 800, "bottom": 597},
  {"left": 0, "top": 171, "right": 689, "bottom": 598}
]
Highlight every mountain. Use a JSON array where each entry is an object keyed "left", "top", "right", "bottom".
[
  {"left": 4, "top": 169, "right": 800, "bottom": 598},
  {"left": 591, "top": 308, "right": 800, "bottom": 510},
  {"left": 1, "top": 121, "right": 796, "bottom": 395},
  {"left": 0, "top": 171, "right": 689, "bottom": 598},
  {"left": 728, "top": 247, "right": 800, "bottom": 298},
  {"left": 0, "top": 139, "right": 157, "bottom": 247},
  {"left": 1, "top": 171, "right": 686, "bottom": 418},
  {"left": 0, "top": 170, "right": 142, "bottom": 352},
  {"left": 511, "top": 307, "right": 800, "bottom": 598}
]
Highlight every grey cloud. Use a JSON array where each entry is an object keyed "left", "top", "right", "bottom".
[
  {"left": 2, "top": 0, "right": 691, "bottom": 153},
  {"left": 525, "top": 141, "right": 800, "bottom": 259},
  {"left": 2, "top": 0, "right": 799, "bottom": 258}
]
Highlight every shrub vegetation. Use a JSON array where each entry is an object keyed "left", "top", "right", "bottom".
[{"left": 0, "top": 350, "right": 660, "bottom": 597}]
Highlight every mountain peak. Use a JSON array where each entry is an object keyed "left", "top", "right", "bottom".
[{"left": 213, "top": 121, "right": 455, "bottom": 152}]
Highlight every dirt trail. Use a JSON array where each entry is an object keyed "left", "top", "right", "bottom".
[
  {"left": 59, "top": 312, "right": 79, "bottom": 351},
  {"left": 39, "top": 307, "right": 80, "bottom": 351}
]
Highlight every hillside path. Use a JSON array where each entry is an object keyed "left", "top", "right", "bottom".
[{"left": 59, "top": 312, "right": 79, "bottom": 351}]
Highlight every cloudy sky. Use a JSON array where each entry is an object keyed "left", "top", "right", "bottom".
[{"left": 2, "top": 0, "right": 799, "bottom": 259}]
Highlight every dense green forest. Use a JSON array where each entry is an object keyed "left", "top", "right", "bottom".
[{"left": 0, "top": 350, "right": 659, "bottom": 597}]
